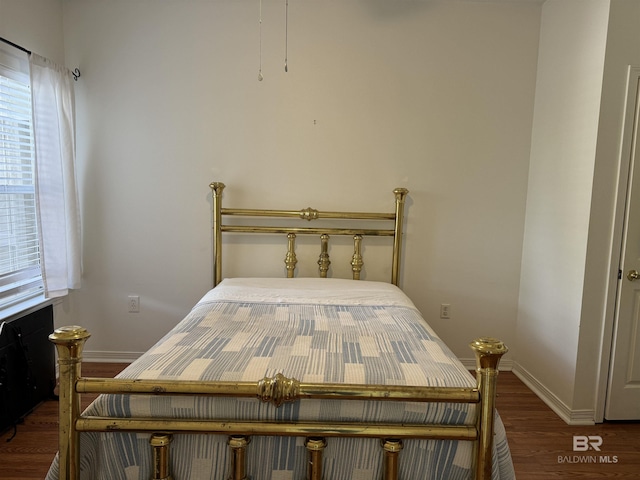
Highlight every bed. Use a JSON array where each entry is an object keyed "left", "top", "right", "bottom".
[{"left": 47, "top": 182, "right": 514, "bottom": 480}]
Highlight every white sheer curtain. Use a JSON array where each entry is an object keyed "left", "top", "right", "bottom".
[{"left": 29, "top": 53, "right": 81, "bottom": 298}]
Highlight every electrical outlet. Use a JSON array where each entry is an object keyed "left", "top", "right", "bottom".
[
  {"left": 440, "top": 304, "right": 451, "bottom": 319},
  {"left": 128, "top": 295, "right": 140, "bottom": 313}
]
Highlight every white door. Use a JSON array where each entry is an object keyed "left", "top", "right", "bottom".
[{"left": 606, "top": 68, "right": 640, "bottom": 420}]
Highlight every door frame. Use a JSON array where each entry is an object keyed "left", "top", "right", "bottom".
[{"left": 596, "top": 66, "right": 640, "bottom": 422}]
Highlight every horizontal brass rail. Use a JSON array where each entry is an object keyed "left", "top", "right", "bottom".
[
  {"left": 75, "top": 417, "right": 478, "bottom": 441},
  {"left": 221, "top": 225, "right": 396, "bottom": 236},
  {"left": 76, "top": 377, "right": 480, "bottom": 404},
  {"left": 222, "top": 208, "right": 395, "bottom": 221}
]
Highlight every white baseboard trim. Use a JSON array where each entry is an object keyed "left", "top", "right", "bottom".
[
  {"left": 82, "top": 350, "right": 141, "bottom": 364},
  {"left": 512, "top": 362, "right": 595, "bottom": 426}
]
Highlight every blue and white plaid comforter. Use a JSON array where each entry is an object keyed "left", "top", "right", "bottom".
[{"left": 47, "top": 278, "right": 515, "bottom": 480}]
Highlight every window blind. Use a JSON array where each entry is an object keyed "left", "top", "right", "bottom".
[{"left": 0, "top": 53, "right": 43, "bottom": 308}]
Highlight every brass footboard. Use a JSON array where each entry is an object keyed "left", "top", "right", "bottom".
[{"left": 50, "top": 327, "right": 506, "bottom": 480}]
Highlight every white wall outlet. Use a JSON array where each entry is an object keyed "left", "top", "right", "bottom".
[
  {"left": 128, "top": 295, "right": 140, "bottom": 313},
  {"left": 440, "top": 303, "right": 451, "bottom": 319}
]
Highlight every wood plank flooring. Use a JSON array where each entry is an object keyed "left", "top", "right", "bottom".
[{"left": 0, "top": 363, "right": 639, "bottom": 479}]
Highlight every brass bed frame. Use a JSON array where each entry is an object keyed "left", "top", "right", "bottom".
[{"left": 50, "top": 182, "right": 508, "bottom": 480}]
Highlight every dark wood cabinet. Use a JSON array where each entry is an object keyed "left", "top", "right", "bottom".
[{"left": 0, "top": 305, "right": 55, "bottom": 433}]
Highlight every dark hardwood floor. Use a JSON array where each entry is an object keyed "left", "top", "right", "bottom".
[
  {"left": 0, "top": 364, "right": 639, "bottom": 479},
  {"left": 0, "top": 362, "right": 129, "bottom": 480},
  {"left": 497, "top": 372, "right": 640, "bottom": 478}
]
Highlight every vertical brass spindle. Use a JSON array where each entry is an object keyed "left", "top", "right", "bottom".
[
  {"left": 318, "top": 234, "right": 331, "bottom": 278},
  {"left": 305, "top": 437, "right": 327, "bottom": 480},
  {"left": 150, "top": 433, "right": 173, "bottom": 480},
  {"left": 227, "top": 435, "right": 251, "bottom": 480},
  {"left": 285, "top": 233, "right": 297, "bottom": 277},
  {"left": 382, "top": 438, "right": 403, "bottom": 480},
  {"left": 49, "top": 326, "right": 91, "bottom": 480},
  {"left": 351, "top": 234, "right": 363, "bottom": 280}
]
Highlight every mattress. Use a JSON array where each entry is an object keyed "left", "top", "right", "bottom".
[{"left": 46, "top": 278, "right": 515, "bottom": 480}]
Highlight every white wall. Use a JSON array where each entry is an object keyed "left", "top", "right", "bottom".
[
  {"left": 516, "top": 0, "right": 609, "bottom": 420},
  {"left": 52, "top": 0, "right": 541, "bottom": 359},
  {"left": 0, "top": 0, "right": 65, "bottom": 65}
]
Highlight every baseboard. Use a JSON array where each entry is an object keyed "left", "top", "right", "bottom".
[
  {"left": 512, "top": 362, "right": 595, "bottom": 426},
  {"left": 82, "top": 350, "right": 140, "bottom": 364}
]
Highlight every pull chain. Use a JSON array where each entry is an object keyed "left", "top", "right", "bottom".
[
  {"left": 284, "top": 0, "right": 289, "bottom": 72},
  {"left": 258, "top": 0, "right": 264, "bottom": 81},
  {"left": 258, "top": 0, "right": 289, "bottom": 80}
]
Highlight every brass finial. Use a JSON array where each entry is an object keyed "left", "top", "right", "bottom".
[
  {"left": 469, "top": 337, "right": 508, "bottom": 370},
  {"left": 210, "top": 182, "right": 226, "bottom": 196}
]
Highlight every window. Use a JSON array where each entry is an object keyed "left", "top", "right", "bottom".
[{"left": 0, "top": 48, "right": 42, "bottom": 309}]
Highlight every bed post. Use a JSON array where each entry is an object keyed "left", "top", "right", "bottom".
[
  {"left": 391, "top": 188, "right": 409, "bottom": 286},
  {"left": 49, "top": 326, "right": 91, "bottom": 480},
  {"left": 211, "top": 182, "right": 226, "bottom": 287},
  {"left": 469, "top": 337, "right": 508, "bottom": 480}
]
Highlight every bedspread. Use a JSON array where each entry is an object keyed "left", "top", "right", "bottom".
[{"left": 46, "top": 278, "right": 515, "bottom": 480}]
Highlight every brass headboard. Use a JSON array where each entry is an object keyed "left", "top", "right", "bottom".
[{"left": 210, "top": 182, "right": 409, "bottom": 287}]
